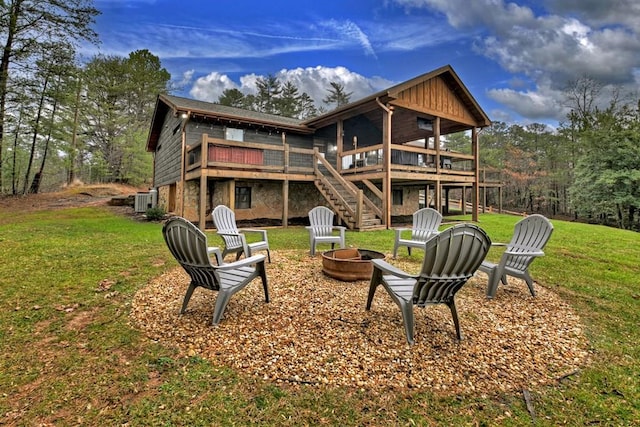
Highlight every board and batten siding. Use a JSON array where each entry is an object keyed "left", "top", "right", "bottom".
[{"left": 396, "top": 76, "right": 476, "bottom": 124}]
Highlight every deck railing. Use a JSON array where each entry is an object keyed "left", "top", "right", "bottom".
[
  {"left": 186, "top": 135, "right": 482, "bottom": 182},
  {"left": 186, "top": 136, "right": 316, "bottom": 174},
  {"left": 339, "top": 143, "right": 475, "bottom": 176}
]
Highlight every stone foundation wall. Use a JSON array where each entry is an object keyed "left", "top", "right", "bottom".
[
  {"left": 392, "top": 186, "right": 422, "bottom": 216},
  {"left": 156, "top": 178, "right": 423, "bottom": 226}
]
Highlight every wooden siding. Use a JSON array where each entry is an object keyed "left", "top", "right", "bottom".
[
  {"left": 153, "top": 111, "right": 183, "bottom": 187},
  {"left": 395, "top": 76, "right": 475, "bottom": 124}
]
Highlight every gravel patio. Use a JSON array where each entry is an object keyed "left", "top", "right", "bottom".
[{"left": 131, "top": 250, "right": 590, "bottom": 396}]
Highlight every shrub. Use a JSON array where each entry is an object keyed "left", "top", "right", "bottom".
[{"left": 145, "top": 206, "right": 166, "bottom": 221}]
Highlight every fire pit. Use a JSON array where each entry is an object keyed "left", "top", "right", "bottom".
[{"left": 321, "top": 248, "right": 386, "bottom": 281}]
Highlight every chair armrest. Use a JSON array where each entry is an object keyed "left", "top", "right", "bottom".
[
  {"left": 306, "top": 226, "right": 346, "bottom": 235},
  {"left": 394, "top": 227, "right": 412, "bottom": 239},
  {"left": 490, "top": 242, "right": 508, "bottom": 247},
  {"left": 371, "top": 258, "right": 416, "bottom": 279},
  {"left": 238, "top": 228, "right": 268, "bottom": 241},
  {"left": 215, "top": 254, "right": 266, "bottom": 270},
  {"left": 217, "top": 231, "right": 242, "bottom": 237},
  {"left": 504, "top": 249, "right": 545, "bottom": 257},
  {"left": 207, "top": 247, "right": 224, "bottom": 264},
  {"left": 216, "top": 232, "right": 250, "bottom": 255}
]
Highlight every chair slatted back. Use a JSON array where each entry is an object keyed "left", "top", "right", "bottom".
[
  {"left": 414, "top": 224, "right": 491, "bottom": 306},
  {"left": 309, "top": 206, "right": 335, "bottom": 237},
  {"left": 212, "top": 205, "right": 244, "bottom": 251},
  {"left": 162, "top": 217, "right": 220, "bottom": 291},
  {"left": 506, "top": 214, "right": 554, "bottom": 271},
  {"left": 411, "top": 208, "right": 443, "bottom": 241}
]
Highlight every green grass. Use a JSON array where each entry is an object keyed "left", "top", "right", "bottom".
[{"left": 1, "top": 207, "right": 638, "bottom": 426}]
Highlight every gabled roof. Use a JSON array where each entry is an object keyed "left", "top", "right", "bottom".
[
  {"left": 146, "top": 94, "right": 311, "bottom": 152},
  {"left": 303, "top": 64, "right": 491, "bottom": 129}
]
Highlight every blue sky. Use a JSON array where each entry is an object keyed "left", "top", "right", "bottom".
[{"left": 89, "top": 0, "right": 640, "bottom": 128}]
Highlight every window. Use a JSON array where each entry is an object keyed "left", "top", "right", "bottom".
[
  {"left": 392, "top": 189, "right": 403, "bottom": 206},
  {"left": 225, "top": 127, "right": 244, "bottom": 141},
  {"left": 235, "top": 187, "right": 251, "bottom": 209}
]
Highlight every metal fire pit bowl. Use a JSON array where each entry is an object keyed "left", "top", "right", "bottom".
[{"left": 321, "top": 248, "right": 386, "bottom": 282}]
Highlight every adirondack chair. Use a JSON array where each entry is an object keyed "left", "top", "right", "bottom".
[
  {"left": 479, "top": 214, "right": 554, "bottom": 298},
  {"left": 367, "top": 223, "right": 491, "bottom": 344},
  {"left": 306, "top": 206, "right": 346, "bottom": 256},
  {"left": 211, "top": 205, "right": 271, "bottom": 262},
  {"left": 162, "top": 216, "right": 269, "bottom": 325},
  {"left": 393, "top": 207, "right": 443, "bottom": 258}
]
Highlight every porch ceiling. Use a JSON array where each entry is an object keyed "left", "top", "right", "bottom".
[{"left": 360, "top": 106, "right": 475, "bottom": 145}]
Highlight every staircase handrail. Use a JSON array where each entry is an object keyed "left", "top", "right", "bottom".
[
  {"left": 315, "top": 168, "right": 357, "bottom": 221},
  {"left": 314, "top": 150, "right": 360, "bottom": 193}
]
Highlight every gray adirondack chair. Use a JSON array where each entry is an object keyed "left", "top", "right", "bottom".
[
  {"left": 367, "top": 223, "right": 491, "bottom": 344},
  {"left": 212, "top": 205, "right": 271, "bottom": 262},
  {"left": 393, "top": 207, "right": 443, "bottom": 258},
  {"left": 479, "top": 214, "right": 554, "bottom": 298},
  {"left": 306, "top": 206, "right": 346, "bottom": 256},
  {"left": 162, "top": 216, "right": 269, "bottom": 325}
]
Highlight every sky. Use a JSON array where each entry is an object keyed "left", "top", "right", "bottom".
[{"left": 87, "top": 0, "right": 640, "bottom": 128}]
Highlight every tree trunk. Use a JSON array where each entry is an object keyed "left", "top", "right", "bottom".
[
  {"left": 29, "top": 96, "right": 58, "bottom": 194},
  {"left": 68, "top": 77, "right": 82, "bottom": 184},
  {"left": 616, "top": 204, "right": 624, "bottom": 229},
  {"left": 23, "top": 75, "right": 49, "bottom": 194},
  {"left": 0, "top": 0, "right": 24, "bottom": 193}
]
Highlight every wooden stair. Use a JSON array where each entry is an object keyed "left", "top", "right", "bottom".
[{"left": 313, "top": 151, "right": 384, "bottom": 231}]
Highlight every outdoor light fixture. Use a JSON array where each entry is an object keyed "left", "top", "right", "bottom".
[
  {"left": 417, "top": 117, "right": 433, "bottom": 131},
  {"left": 180, "top": 112, "right": 188, "bottom": 119}
]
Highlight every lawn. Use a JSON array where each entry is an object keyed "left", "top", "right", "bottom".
[{"left": 0, "top": 204, "right": 638, "bottom": 426}]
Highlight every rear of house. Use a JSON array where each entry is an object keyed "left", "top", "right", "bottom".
[{"left": 146, "top": 65, "right": 494, "bottom": 230}]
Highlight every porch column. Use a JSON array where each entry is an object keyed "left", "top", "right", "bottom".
[
  {"left": 462, "top": 186, "right": 467, "bottom": 215},
  {"left": 472, "top": 127, "right": 479, "bottom": 222},
  {"left": 282, "top": 179, "right": 289, "bottom": 228},
  {"left": 382, "top": 106, "right": 392, "bottom": 228},
  {"left": 337, "top": 120, "right": 344, "bottom": 172},
  {"left": 433, "top": 117, "right": 442, "bottom": 213},
  {"left": 199, "top": 174, "right": 207, "bottom": 230},
  {"left": 434, "top": 117, "right": 441, "bottom": 174},
  {"left": 198, "top": 133, "right": 208, "bottom": 230},
  {"left": 282, "top": 133, "right": 289, "bottom": 228}
]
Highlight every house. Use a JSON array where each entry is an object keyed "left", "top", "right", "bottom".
[{"left": 146, "top": 64, "right": 492, "bottom": 230}]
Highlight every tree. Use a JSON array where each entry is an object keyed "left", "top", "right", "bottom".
[
  {"left": 297, "top": 92, "right": 319, "bottom": 120},
  {"left": 254, "top": 74, "right": 281, "bottom": 115},
  {"left": 26, "top": 42, "right": 77, "bottom": 193},
  {"left": 123, "top": 49, "right": 170, "bottom": 124},
  {"left": 570, "top": 104, "right": 640, "bottom": 229},
  {"left": 323, "top": 82, "right": 352, "bottom": 109},
  {"left": 0, "top": 0, "right": 99, "bottom": 192},
  {"left": 218, "top": 88, "right": 246, "bottom": 108},
  {"left": 277, "top": 81, "right": 301, "bottom": 118},
  {"left": 80, "top": 50, "right": 170, "bottom": 184},
  {"left": 564, "top": 75, "right": 602, "bottom": 133}
]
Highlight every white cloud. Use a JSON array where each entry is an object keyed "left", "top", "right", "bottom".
[
  {"left": 171, "top": 70, "right": 194, "bottom": 92},
  {"left": 546, "top": 0, "right": 640, "bottom": 32},
  {"left": 487, "top": 86, "right": 567, "bottom": 121},
  {"left": 188, "top": 66, "right": 394, "bottom": 107},
  {"left": 319, "top": 20, "right": 377, "bottom": 57},
  {"left": 189, "top": 72, "right": 238, "bottom": 102},
  {"left": 393, "top": 0, "right": 640, "bottom": 123}
]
